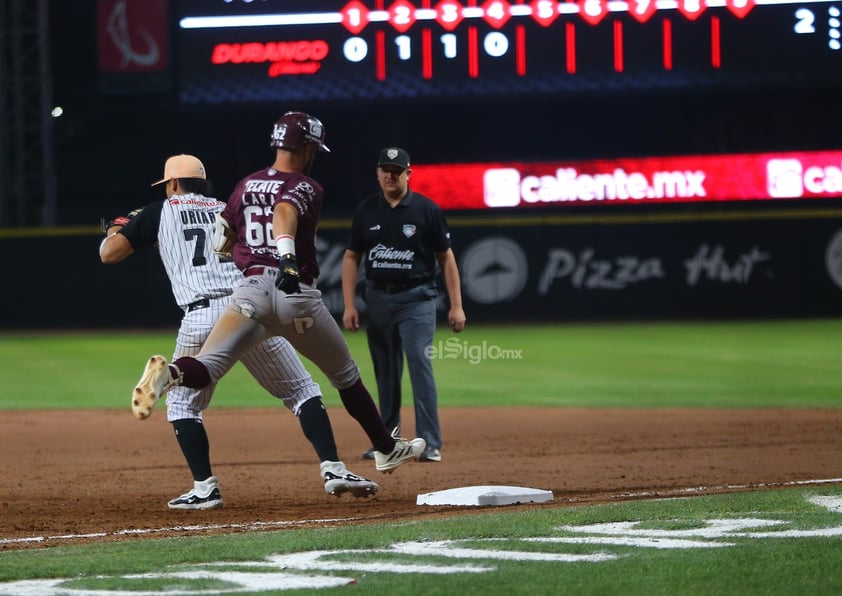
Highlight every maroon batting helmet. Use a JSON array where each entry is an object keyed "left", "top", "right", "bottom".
[{"left": 270, "top": 111, "right": 330, "bottom": 153}]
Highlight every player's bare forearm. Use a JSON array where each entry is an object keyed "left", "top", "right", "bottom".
[
  {"left": 99, "top": 230, "right": 134, "bottom": 264},
  {"left": 99, "top": 215, "right": 137, "bottom": 264},
  {"left": 99, "top": 209, "right": 142, "bottom": 264},
  {"left": 271, "top": 202, "right": 299, "bottom": 240}
]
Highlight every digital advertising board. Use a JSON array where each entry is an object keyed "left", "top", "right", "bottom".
[{"left": 409, "top": 149, "right": 842, "bottom": 209}]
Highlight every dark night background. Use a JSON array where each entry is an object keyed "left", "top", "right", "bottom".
[{"left": 46, "top": 1, "right": 842, "bottom": 225}]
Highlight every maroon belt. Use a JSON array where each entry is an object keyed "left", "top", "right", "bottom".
[{"left": 245, "top": 266, "right": 314, "bottom": 286}]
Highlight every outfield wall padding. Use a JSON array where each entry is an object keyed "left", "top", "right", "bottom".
[{"left": 3, "top": 211, "right": 842, "bottom": 329}]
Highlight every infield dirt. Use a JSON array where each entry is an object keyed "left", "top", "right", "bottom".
[{"left": 3, "top": 407, "right": 842, "bottom": 549}]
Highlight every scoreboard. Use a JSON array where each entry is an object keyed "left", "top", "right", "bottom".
[{"left": 175, "top": 0, "right": 842, "bottom": 104}]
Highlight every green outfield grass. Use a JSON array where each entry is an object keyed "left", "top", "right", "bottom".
[
  {"left": 1, "top": 319, "right": 841, "bottom": 410},
  {"left": 3, "top": 486, "right": 842, "bottom": 594}
]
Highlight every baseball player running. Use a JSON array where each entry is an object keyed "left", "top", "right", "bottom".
[
  {"left": 131, "top": 113, "right": 426, "bottom": 474},
  {"left": 101, "top": 154, "right": 378, "bottom": 509}
]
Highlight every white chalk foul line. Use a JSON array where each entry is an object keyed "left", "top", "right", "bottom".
[
  {"left": 583, "top": 477, "right": 842, "bottom": 502},
  {"left": 0, "top": 518, "right": 361, "bottom": 547}
]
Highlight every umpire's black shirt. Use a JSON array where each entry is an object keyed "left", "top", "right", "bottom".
[{"left": 347, "top": 190, "right": 452, "bottom": 285}]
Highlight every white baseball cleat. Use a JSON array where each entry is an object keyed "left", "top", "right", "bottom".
[
  {"left": 132, "top": 355, "right": 179, "bottom": 420},
  {"left": 374, "top": 437, "right": 427, "bottom": 473},
  {"left": 321, "top": 461, "right": 379, "bottom": 498},
  {"left": 168, "top": 476, "right": 224, "bottom": 510}
]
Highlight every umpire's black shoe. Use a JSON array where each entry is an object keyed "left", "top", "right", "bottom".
[
  {"left": 361, "top": 448, "right": 375, "bottom": 460},
  {"left": 419, "top": 447, "right": 442, "bottom": 462}
]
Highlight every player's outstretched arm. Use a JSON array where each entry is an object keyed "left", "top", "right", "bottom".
[
  {"left": 99, "top": 210, "right": 142, "bottom": 264},
  {"left": 100, "top": 232, "right": 134, "bottom": 264},
  {"left": 272, "top": 202, "right": 302, "bottom": 294}
]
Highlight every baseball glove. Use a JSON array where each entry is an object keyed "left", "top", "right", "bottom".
[{"left": 101, "top": 207, "right": 143, "bottom": 234}]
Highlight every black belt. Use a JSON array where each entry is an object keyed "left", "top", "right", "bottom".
[
  {"left": 186, "top": 298, "right": 209, "bottom": 312},
  {"left": 367, "top": 278, "right": 431, "bottom": 293},
  {"left": 245, "top": 266, "right": 314, "bottom": 286}
]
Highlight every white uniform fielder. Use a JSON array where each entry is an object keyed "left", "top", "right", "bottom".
[{"left": 125, "top": 193, "right": 322, "bottom": 421}]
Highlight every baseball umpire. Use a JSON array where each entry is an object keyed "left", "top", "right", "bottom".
[{"left": 341, "top": 146, "right": 466, "bottom": 464}]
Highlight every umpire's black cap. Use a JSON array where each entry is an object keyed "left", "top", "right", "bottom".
[{"left": 377, "top": 147, "right": 411, "bottom": 170}]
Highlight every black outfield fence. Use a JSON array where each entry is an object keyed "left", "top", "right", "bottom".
[{"left": 4, "top": 207, "right": 842, "bottom": 329}]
